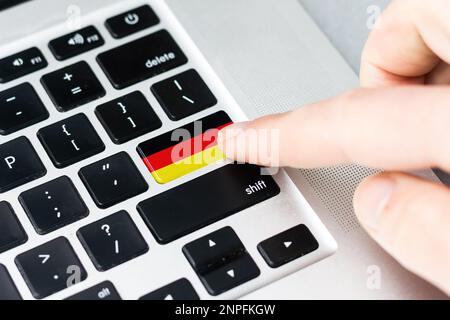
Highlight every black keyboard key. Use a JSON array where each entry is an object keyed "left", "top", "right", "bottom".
[
  {"left": 97, "top": 30, "right": 188, "bottom": 89},
  {"left": 15, "top": 237, "right": 87, "bottom": 299},
  {"left": 183, "top": 227, "right": 259, "bottom": 296},
  {"left": 201, "top": 254, "right": 260, "bottom": 296},
  {"left": 0, "top": 83, "right": 49, "bottom": 135},
  {"left": 152, "top": 70, "right": 217, "bottom": 120},
  {"left": 0, "top": 264, "right": 22, "bottom": 300},
  {"left": 183, "top": 227, "right": 245, "bottom": 275},
  {"left": 137, "top": 164, "right": 280, "bottom": 244},
  {"left": 105, "top": 5, "right": 160, "bottom": 39},
  {"left": 41, "top": 61, "right": 106, "bottom": 112},
  {"left": 0, "top": 137, "right": 46, "bottom": 193},
  {"left": 257, "top": 224, "right": 319, "bottom": 268},
  {"left": 137, "top": 111, "right": 232, "bottom": 184},
  {"left": 77, "top": 211, "right": 148, "bottom": 271},
  {"left": 140, "top": 279, "right": 199, "bottom": 300},
  {"left": 37, "top": 113, "right": 105, "bottom": 168},
  {"left": 19, "top": 176, "right": 89, "bottom": 235},
  {"left": 0, "top": 201, "right": 27, "bottom": 254},
  {"left": 95, "top": 91, "right": 162, "bottom": 144},
  {"left": 66, "top": 281, "right": 121, "bottom": 300},
  {"left": 49, "top": 26, "right": 104, "bottom": 61},
  {"left": 0, "top": 47, "right": 47, "bottom": 83},
  {"left": 79, "top": 152, "right": 148, "bottom": 209}
]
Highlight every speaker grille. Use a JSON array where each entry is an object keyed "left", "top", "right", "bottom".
[{"left": 300, "top": 165, "right": 381, "bottom": 233}]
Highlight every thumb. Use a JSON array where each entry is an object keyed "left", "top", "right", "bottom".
[{"left": 354, "top": 172, "right": 450, "bottom": 296}]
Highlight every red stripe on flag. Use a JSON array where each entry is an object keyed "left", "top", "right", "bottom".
[{"left": 143, "top": 122, "right": 232, "bottom": 172}]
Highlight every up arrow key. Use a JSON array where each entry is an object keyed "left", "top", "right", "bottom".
[
  {"left": 208, "top": 239, "right": 216, "bottom": 248},
  {"left": 164, "top": 294, "right": 174, "bottom": 300},
  {"left": 284, "top": 241, "right": 293, "bottom": 249}
]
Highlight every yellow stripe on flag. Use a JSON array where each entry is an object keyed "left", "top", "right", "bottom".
[{"left": 151, "top": 146, "right": 226, "bottom": 184}]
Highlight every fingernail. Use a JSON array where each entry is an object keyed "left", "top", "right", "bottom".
[{"left": 356, "top": 176, "right": 395, "bottom": 232}]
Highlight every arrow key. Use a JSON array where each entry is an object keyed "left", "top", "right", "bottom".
[
  {"left": 183, "top": 227, "right": 260, "bottom": 296},
  {"left": 200, "top": 254, "right": 260, "bottom": 296},
  {"left": 182, "top": 227, "right": 246, "bottom": 275},
  {"left": 139, "top": 279, "right": 199, "bottom": 300},
  {"left": 257, "top": 224, "right": 319, "bottom": 268}
]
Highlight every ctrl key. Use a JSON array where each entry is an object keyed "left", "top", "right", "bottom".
[{"left": 0, "top": 137, "right": 46, "bottom": 193}]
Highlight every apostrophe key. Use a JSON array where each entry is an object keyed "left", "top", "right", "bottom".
[{"left": 79, "top": 152, "right": 148, "bottom": 209}]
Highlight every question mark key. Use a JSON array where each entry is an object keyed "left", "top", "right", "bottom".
[{"left": 77, "top": 211, "right": 148, "bottom": 271}]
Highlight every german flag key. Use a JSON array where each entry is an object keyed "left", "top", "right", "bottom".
[{"left": 137, "top": 111, "right": 232, "bottom": 184}]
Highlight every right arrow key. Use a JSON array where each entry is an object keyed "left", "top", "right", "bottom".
[{"left": 257, "top": 224, "right": 319, "bottom": 268}]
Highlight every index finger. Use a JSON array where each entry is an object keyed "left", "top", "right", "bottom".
[{"left": 218, "top": 86, "right": 450, "bottom": 171}]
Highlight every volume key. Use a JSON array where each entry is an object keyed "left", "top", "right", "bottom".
[{"left": 0, "top": 47, "right": 47, "bottom": 83}]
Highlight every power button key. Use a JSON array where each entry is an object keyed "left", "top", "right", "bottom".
[{"left": 105, "top": 5, "right": 160, "bottom": 39}]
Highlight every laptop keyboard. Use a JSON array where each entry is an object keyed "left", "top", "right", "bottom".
[{"left": 0, "top": 2, "right": 326, "bottom": 300}]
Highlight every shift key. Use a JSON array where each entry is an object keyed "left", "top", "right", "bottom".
[{"left": 137, "top": 164, "right": 280, "bottom": 244}]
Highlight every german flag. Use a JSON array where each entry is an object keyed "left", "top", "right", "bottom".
[{"left": 137, "top": 111, "right": 233, "bottom": 184}]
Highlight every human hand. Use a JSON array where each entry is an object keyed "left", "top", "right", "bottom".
[{"left": 218, "top": 0, "right": 450, "bottom": 295}]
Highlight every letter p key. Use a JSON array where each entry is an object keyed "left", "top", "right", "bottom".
[{"left": 5, "top": 156, "right": 16, "bottom": 169}]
